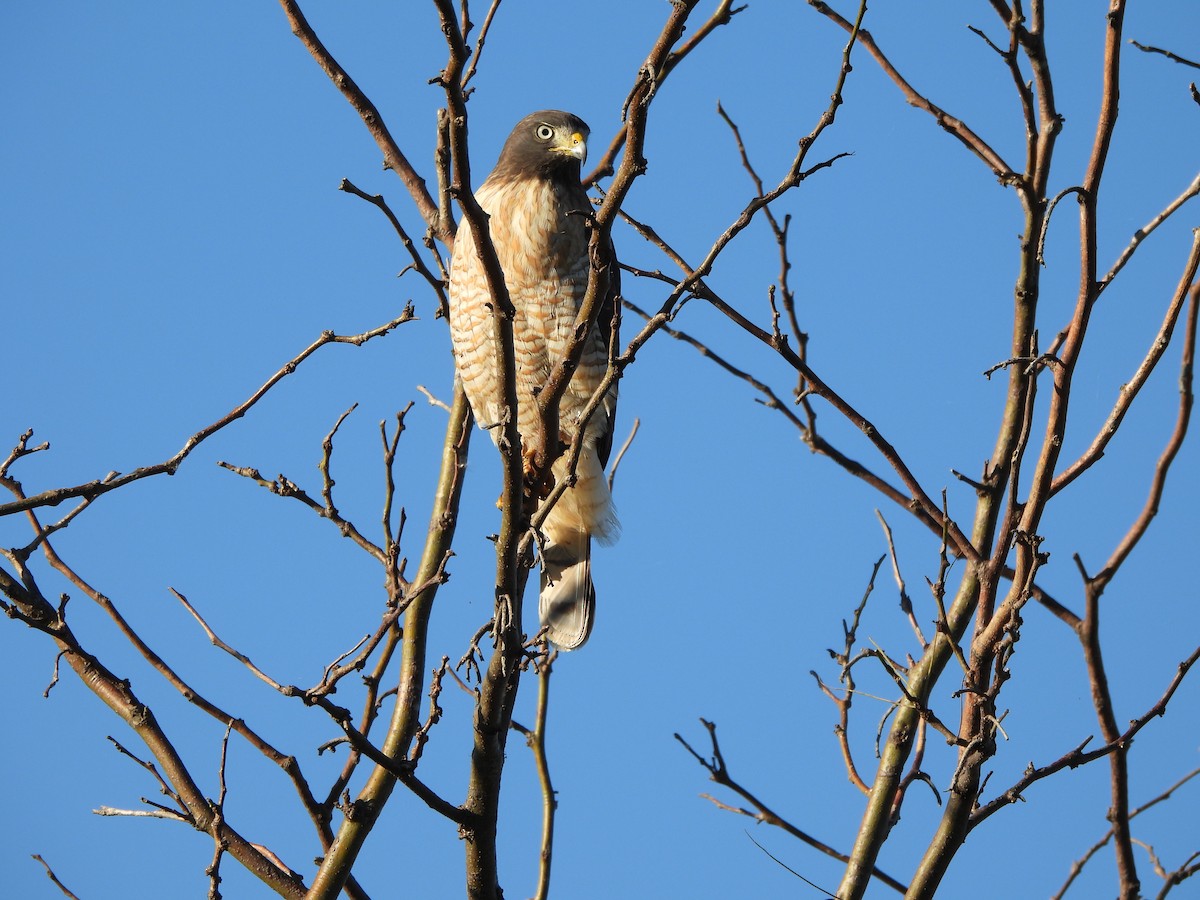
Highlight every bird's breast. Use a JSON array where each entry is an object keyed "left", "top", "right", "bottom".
[{"left": 478, "top": 177, "right": 589, "bottom": 282}]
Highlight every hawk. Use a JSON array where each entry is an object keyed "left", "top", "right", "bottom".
[{"left": 448, "top": 110, "right": 620, "bottom": 650}]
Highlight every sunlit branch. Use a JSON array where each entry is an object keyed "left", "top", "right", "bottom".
[
  {"left": 676, "top": 719, "right": 908, "bottom": 894},
  {"left": 972, "top": 642, "right": 1200, "bottom": 828},
  {"left": 1052, "top": 766, "right": 1200, "bottom": 900},
  {"left": 28, "top": 520, "right": 332, "bottom": 870},
  {"left": 583, "top": 0, "right": 746, "bottom": 187},
  {"left": 0, "top": 311, "right": 415, "bottom": 520},
  {"left": 1099, "top": 172, "right": 1200, "bottom": 291},
  {"left": 1051, "top": 215, "right": 1200, "bottom": 498},
  {"left": 277, "top": 0, "right": 443, "bottom": 238},
  {"left": 340, "top": 178, "right": 450, "bottom": 315},
  {"left": 0, "top": 553, "right": 308, "bottom": 895},
  {"left": 809, "top": 0, "right": 1017, "bottom": 184},
  {"left": 1128, "top": 40, "right": 1200, "bottom": 69},
  {"left": 30, "top": 855, "right": 83, "bottom": 900}
]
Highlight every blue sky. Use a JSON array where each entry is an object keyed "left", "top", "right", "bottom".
[{"left": 4, "top": 3, "right": 1199, "bottom": 898}]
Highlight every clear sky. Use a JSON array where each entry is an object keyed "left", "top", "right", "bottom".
[{"left": 4, "top": 3, "right": 1199, "bottom": 898}]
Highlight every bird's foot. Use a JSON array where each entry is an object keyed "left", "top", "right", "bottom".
[{"left": 523, "top": 446, "right": 555, "bottom": 500}]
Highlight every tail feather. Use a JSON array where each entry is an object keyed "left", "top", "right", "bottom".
[
  {"left": 539, "top": 528, "right": 594, "bottom": 650},
  {"left": 537, "top": 448, "right": 617, "bottom": 650}
]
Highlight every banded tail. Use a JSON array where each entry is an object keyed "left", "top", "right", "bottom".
[{"left": 537, "top": 450, "right": 617, "bottom": 649}]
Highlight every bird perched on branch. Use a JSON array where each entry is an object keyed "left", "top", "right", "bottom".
[{"left": 448, "top": 110, "right": 620, "bottom": 650}]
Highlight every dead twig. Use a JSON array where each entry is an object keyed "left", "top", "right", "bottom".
[
  {"left": 30, "top": 855, "right": 83, "bottom": 900},
  {"left": 0, "top": 311, "right": 415, "bottom": 520},
  {"left": 676, "top": 719, "right": 908, "bottom": 894},
  {"left": 1128, "top": 40, "right": 1200, "bottom": 69}
]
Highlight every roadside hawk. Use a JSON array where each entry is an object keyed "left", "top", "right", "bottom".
[{"left": 448, "top": 110, "right": 620, "bottom": 650}]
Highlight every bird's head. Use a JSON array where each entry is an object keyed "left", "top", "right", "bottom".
[{"left": 492, "top": 110, "right": 590, "bottom": 182}]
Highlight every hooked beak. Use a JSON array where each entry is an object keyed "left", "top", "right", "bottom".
[{"left": 555, "top": 131, "right": 587, "bottom": 165}]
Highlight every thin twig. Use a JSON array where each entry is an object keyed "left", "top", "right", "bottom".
[
  {"left": 340, "top": 179, "right": 449, "bottom": 314},
  {"left": 31, "top": 855, "right": 83, "bottom": 900},
  {"left": 1054, "top": 767, "right": 1200, "bottom": 899},
  {"left": 529, "top": 652, "right": 557, "bottom": 900},
  {"left": 808, "top": 0, "right": 1016, "bottom": 183},
  {"left": 606, "top": 417, "right": 640, "bottom": 494},
  {"left": 875, "top": 510, "right": 925, "bottom": 648},
  {"left": 278, "top": 0, "right": 443, "bottom": 238},
  {"left": 1052, "top": 237, "right": 1200, "bottom": 498},
  {"left": 1129, "top": 40, "right": 1200, "bottom": 69},
  {"left": 583, "top": 0, "right": 747, "bottom": 186},
  {"left": 973, "top": 642, "right": 1200, "bottom": 828},
  {"left": 1100, "top": 173, "right": 1200, "bottom": 291},
  {"left": 676, "top": 719, "right": 908, "bottom": 894},
  {"left": 461, "top": 0, "right": 504, "bottom": 89},
  {"left": 0, "top": 311, "right": 415, "bottom": 519}
]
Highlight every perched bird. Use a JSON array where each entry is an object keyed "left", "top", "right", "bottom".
[{"left": 448, "top": 110, "right": 619, "bottom": 650}]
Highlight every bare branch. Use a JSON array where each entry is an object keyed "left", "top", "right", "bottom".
[
  {"left": 0, "top": 311, "right": 415, "bottom": 520},
  {"left": 1054, "top": 767, "right": 1200, "bottom": 899},
  {"left": 277, "top": 0, "right": 443, "bottom": 238},
  {"left": 30, "top": 855, "right": 83, "bottom": 900},
  {"left": 461, "top": 0, "right": 504, "bottom": 89},
  {"left": 528, "top": 653, "right": 557, "bottom": 900},
  {"left": 973, "top": 642, "right": 1200, "bottom": 828},
  {"left": 1129, "top": 40, "right": 1200, "bottom": 69},
  {"left": 875, "top": 510, "right": 925, "bottom": 648},
  {"left": 606, "top": 417, "right": 640, "bottom": 495},
  {"left": 808, "top": 1, "right": 1017, "bottom": 183},
  {"left": 1100, "top": 173, "right": 1200, "bottom": 291},
  {"left": 1052, "top": 236, "right": 1200, "bottom": 498},
  {"left": 583, "top": 0, "right": 747, "bottom": 187},
  {"left": 340, "top": 178, "right": 449, "bottom": 314},
  {"left": 676, "top": 719, "right": 908, "bottom": 894}
]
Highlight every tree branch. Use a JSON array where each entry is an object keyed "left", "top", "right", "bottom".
[{"left": 0, "top": 312, "right": 415, "bottom": 520}]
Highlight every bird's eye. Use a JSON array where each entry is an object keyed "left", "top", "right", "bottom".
[{"left": 534, "top": 124, "right": 555, "bottom": 141}]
